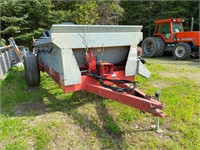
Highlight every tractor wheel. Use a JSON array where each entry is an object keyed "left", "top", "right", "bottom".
[
  {"left": 142, "top": 37, "right": 165, "bottom": 57},
  {"left": 173, "top": 43, "right": 191, "bottom": 60},
  {"left": 23, "top": 52, "right": 40, "bottom": 86}
]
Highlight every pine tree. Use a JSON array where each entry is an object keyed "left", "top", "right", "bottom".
[{"left": 72, "top": 0, "right": 124, "bottom": 25}]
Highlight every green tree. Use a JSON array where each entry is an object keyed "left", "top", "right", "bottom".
[
  {"left": 73, "top": 0, "right": 124, "bottom": 25},
  {"left": 121, "top": 1, "right": 199, "bottom": 38},
  {"left": 1, "top": 0, "right": 199, "bottom": 47},
  {"left": 0, "top": 38, "right": 6, "bottom": 46},
  {"left": 1, "top": 0, "right": 51, "bottom": 46},
  {"left": 1, "top": 0, "right": 124, "bottom": 46},
  {"left": 0, "top": 0, "right": 73, "bottom": 46},
  {"left": 97, "top": 0, "right": 124, "bottom": 25},
  {"left": 73, "top": 0, "right": 99, "bottom": 25},
  {"left": 50, "top": 0, "right": 74, "bottom": 24}
]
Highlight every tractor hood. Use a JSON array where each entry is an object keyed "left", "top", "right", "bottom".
[{"left": 176, "top": 31, "right": 200, "bottom": 46}]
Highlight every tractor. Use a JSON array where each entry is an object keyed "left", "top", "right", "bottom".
[{"left": 142, "top": 18, "right": 200, "bottom": 60}]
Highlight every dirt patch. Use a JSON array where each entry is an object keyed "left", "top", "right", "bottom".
[
  {"left": 13, "top": 100, "right": 46, "bottom": 116},
  {"left": 151, "top": 80, "right": 173, "bottom": 89},
  {"left": 159, "top": 72, "right": 200, "bottom": 83},
  {"left": 148, "top": 57, "right": 200, "bottom": 68},
  {"left": 24, "top": 112, "right": 102, "bottom": 149},
  {"left": 22, "top": 86, "right": 40, "bottom": 92}
]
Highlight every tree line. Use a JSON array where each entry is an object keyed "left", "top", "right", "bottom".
[{"left": 0, "top": 0, "right": 199, "bottom": 47}]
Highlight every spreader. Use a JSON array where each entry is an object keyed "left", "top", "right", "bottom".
[{"left": 24, "top": 24, "right": 165, "bottom": 117}]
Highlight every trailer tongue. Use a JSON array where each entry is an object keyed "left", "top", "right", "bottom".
[{"left": 24, "top": 24, "right": 166, "bottom": 118}]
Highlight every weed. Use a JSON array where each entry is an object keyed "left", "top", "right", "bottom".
[
  {"left": 2, "top": 140, "right": 28, "bottom": 150},
  {"left": 31, "top": 126, "right": 52, "bottom": 150},
  {"left": 0, "top": 115, "right": 26, "bottom": 141}
]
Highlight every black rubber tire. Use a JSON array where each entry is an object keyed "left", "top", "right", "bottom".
[
  {"left": 142, "top": 37, "right": 165, "bottom": 57},
  {"left": 173, "top": 42, "right": 191, "bottom": 60},
  {"left": 23, "top": 52, "right": 40, "bottom": 86}
]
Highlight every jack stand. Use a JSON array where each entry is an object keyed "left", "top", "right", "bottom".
[
  {"left": 155, "top": 116, "right": 163, "bottom": 133},
  {"left": 155, "top": 90, "right": 164, "bottom": 133}
]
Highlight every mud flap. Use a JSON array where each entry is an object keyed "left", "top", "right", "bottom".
[{"left": 137, "top": 60, "right": 151, "bottom": 78}]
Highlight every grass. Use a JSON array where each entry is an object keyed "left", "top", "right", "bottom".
[{"left": 0, "top": 57, "right": 200, "bottom": 149}]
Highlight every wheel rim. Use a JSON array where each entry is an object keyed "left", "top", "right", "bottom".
[
  {"left": 143, "top": 41, "right": 154, "bottom": 55},
  {"left": 175, "top": 46, "right": 185, "bottom": 58}
]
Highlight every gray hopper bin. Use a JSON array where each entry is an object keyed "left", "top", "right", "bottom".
[{"left": 34, "top": 24, "right": 150, "bottom": 86}]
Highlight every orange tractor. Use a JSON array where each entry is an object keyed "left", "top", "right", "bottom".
[{"left": 142, "top": 18, "right": 200, "bottom": 59}]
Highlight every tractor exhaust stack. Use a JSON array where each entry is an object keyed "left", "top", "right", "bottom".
[{"left": 191, "top": 17, "right": 194, "bottom": 31}]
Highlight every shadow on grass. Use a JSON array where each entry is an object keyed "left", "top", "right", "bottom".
[{"left": 0, "top": 67, "right": 125, "bottom": 148}]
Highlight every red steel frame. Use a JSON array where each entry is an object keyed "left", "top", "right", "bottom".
[{"left": 41, "top": 63, "right": 166, "bottom": 118}]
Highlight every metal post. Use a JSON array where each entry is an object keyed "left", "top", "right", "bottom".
[
  {"left": 191, "top": 17, "right": 194, "bottom": 31},
  {"left": 155, "top": 90, "right": 164, "bottom": 133}
]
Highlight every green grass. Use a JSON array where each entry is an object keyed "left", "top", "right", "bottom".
[{"left": 0, "top": 58, "right": 200, "bottom": 149}]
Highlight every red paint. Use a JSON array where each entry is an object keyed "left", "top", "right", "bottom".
[
  {"left": 61, "top": 71, "right": 133, "bottom": 92},
  {"left": 85, "top": 83, "right": 165, "bottom": 117},
  {"left": 154, "top": 18, "right": 200, "bottom": 46},
  {"left": 39, "top": 62, "right": 45, "bottom": 72},
  {"left": 176, "top": 31, "right": 200, "bottom": 46},
  {"left": 85, "top": 49, "right": 97, "bottom": 73},
  {"left": 58, "top": 71, "right": 165, "bottom": 117},
  {"left": 51, "top": 69, "right": 60, "bottom": 83},
  {"left": 99, "top": 62, "right": 114, "bottom": 76},
  {"left": 42, "top": 65, "right": 165, "bottom": 117},
  {"left": 45, "top": 65, "right": 50, "bottom": 74}
]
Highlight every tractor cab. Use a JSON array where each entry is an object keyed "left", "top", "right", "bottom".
[
  {"left": 153, "top": 18, "right": 184, "bottom": 42},
  {"left": 142, "top": 18, "right": 199, "bottom": 60}
]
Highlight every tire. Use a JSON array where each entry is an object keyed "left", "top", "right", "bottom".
[
  {"left": 23, "top": 52, "right": 40, "bottom": 86},
  {"left": 173, "top": 43, "right": 191, "bottom": 60},
  {"left": 142, "top": 37, "right": 165, "bottom": 57}
]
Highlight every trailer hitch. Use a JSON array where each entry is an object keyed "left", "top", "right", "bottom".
[{"left": 84, "top": 75, "right": 166, "bottom": 118}]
